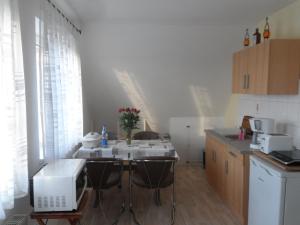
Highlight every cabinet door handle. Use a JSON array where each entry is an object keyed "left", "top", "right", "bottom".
[
  {"left": 259, "top": 165, "right": 273, "bottom": 176},
  {"left": 258, "top": 177, "right": 264, "bottom": 182},
  {"left": 247, "top": 74, "right": 250, "bottom": 89},
  {"left": 225, "top": 160, "right": 229, "bottom": 175},
  {"left": 229, "top": 151, "right": 237, "bottom": 158},
  {"left": 250, "top": 159, "right": 257, "bottom": 167},
  {"left": 243, "top": 74, "right": 246, "bottom": 89}
]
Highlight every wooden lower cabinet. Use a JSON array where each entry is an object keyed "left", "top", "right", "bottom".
[
  {"left": 215, "top": 140, "right": 227, "bottom": 198},
  {"left": 205, "top": 135, "right": 249, "bottom": 225},
  {"left": 205, "top": 137, "right": 216, "bottom": 187}
]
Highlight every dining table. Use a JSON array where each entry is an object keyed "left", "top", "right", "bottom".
[
  {"left": 73, "top": 139, "right": 179, "bottom": 161},
  {"left": 72, "top": 139, "right": 178, "bottom": 225}
]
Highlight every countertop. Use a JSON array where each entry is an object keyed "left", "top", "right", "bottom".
[
  {"left": 205, "top": 129, "right": 300, "bottom": 171},
  {"left": 205, "top": 129, "right": 253, "bottom": 155},
  {"left": 253, "top": 151, "right": 300, "bottom": 172}
]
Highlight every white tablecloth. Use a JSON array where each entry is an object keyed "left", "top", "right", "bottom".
[{"left": 74, "top": 140, "right": 178, "bottom": 160}]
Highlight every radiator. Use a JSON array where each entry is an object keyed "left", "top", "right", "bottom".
[{"left": 4, "top": 214, "right": 27, "bottom": 225}]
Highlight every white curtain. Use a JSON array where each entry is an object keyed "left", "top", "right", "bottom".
[
  {"left": 0, "top": 0, "right": 28, "bottom": 220},
  {"left": 37, "top": 0, "right": 83, "bottom": 161}
]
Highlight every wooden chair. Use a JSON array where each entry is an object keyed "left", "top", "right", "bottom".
[
  {"left": 129, "top": 156, "right": 176, "bottom": 225},
  {"left": 133, "top": 131, "right": 160, "bottom": 140},
  {"left": 86, "top": 158, "right": 124, "bottom": 225},
  {"left": 107, "top": 131, "right": 118, "bottom": 140}
]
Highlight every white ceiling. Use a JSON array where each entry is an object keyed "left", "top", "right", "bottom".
[{"left": 64, "top": 0, "right": 296, "bottom": 26}]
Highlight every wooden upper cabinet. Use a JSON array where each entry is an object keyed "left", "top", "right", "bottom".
[
  {"left": 232, "top": 52, "right": 241, "bottom": 93},
  {"left": 246, "top": 47, "right": 257, "bottom": 93},
  {"left": 232, "top": 39, "right": 300, "bottom": 95},
  {"left": 267, "top": 40, "right": 300, "bottom": 94},
  {"left": 232, "top": 46, "right": 254, "bottom": 94},
  {"left": 240, "top": 49, "right": 249, "bottom": 94},
  {"left": 255, "top": 43, "right": 269, "bottom": 94}
]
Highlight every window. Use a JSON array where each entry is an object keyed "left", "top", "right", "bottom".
[
  {"left": 0, "top": 0, "right": 28, "bottom": 219},
  {"left": 35, "top": 16, "right": 45, "bottom": 160},
  {"left": 35, "top": 0, "right": 83, "bottom": 161}
]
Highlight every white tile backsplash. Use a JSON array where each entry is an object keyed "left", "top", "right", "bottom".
[{"left": 237, "top": 82, "right": 300, "bottom": 148}]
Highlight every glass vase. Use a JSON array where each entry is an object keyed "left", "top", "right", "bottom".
[{"left": 126, "top": 129, "right": 132, "bottom": 145}]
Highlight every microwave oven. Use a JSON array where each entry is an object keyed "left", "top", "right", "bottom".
[{"left": 33, "top": 159, "right": 87, "bottom": 212}]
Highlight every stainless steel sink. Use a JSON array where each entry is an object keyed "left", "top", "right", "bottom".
[
  {"left": 224, "top": 134, "right": 239, "bottom": 140},
  {"left": 224, "top": 134, "right": 250, "bottom": 141}
]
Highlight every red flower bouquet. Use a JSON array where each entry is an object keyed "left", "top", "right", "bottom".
[{"left": 118, "top": 107, "right": 140, "bottom": 144}]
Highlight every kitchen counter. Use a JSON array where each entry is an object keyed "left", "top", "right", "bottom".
[
  {"left": 205, "top": 129, "right": 250, "bottom": 225},
  {"left": 205, "top": 128, "right": 300, "bottom": 225},
  {"left": 253, "top": 151, "right": 300, "bottom": 172},
  {"left": 205, "top": 129, "right": 253, "bottom": 154},
  {"left": 205, "top": 129, "right": 300, "bottom": 171}
]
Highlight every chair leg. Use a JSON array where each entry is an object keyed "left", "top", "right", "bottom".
[
  {"left": 118, "top": 178, "right": 122, "bottom": 190},
  {"left": 154, "top": 189, "right": 162, "bottom": 206},
  {"left": 99, "top": 190, "right": 104, "bottom": 205},
  {"left": 157, "top": 189, "right": 162, "bottom": 206},
  {"left": 112, "top": 200, "right": 125, "bottom": 225},
  {"left": 171, "top": 180, "right": 176, "bottom": 225},
  {"left": 171, "top": 163, "right": 176, "bottom": 225},
  {"left": 129, "top": 165, "right": 141, "bottom": 225},
  {"left": 93, "top": 190, "right": 100, "bottom": 208},
  {"left": 153, "top": 190, "right": 158, "bottom": 205}
]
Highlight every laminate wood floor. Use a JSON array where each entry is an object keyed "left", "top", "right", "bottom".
[{"left": 59, "top": 164, "right": 241, "bottom": 225}]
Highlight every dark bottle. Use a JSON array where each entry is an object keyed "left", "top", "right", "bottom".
[{"left": 253, "top": 28, "right": 261, "bottom": 44}]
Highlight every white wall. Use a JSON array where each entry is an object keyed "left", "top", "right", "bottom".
[
  {"left": 81, "top": 22, "right": 244, "bottom": 161},
  {"left": 237, "top": 84, "right": 300, "bottom": 149},
  {"left": 81, "top": 22, "right": 244, "bottom": 132}
]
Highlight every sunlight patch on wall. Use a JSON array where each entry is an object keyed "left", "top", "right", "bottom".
[
  {"left": 189, "top": 85, "right": 214, "bottom": 136},
  {"left": 190, "top": 85, "right": 213, "bottom": 117},
  {"left": 224, "top": 94, "right": 239, "bottom": 128},
  {"left": 114, "top": 69, "right": 158, "bottom": 131}
]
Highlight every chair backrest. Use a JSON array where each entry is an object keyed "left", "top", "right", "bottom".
[
  {"left": 86, "top": 158, "right": 122, "bottom": 189},
  {"left": 133, "top": 131, "right": 160, "bottom": 140},
  {"left": 107, "top": 131, "right": 117, "bottom": 140},
  {"left": 132, "top": 156, "right": 176, "bottom": 188}
]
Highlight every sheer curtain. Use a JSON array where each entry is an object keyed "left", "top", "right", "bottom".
[
  {"left": 0, "top": 0, "right": 28, "bottom": 220},
  {"left": 37, "top": 0, "right": 83, "bottom": 161}
]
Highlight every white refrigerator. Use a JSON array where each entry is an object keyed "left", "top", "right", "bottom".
[{"left": 248, "top": 155, "right": 300, "bottom": 225}]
